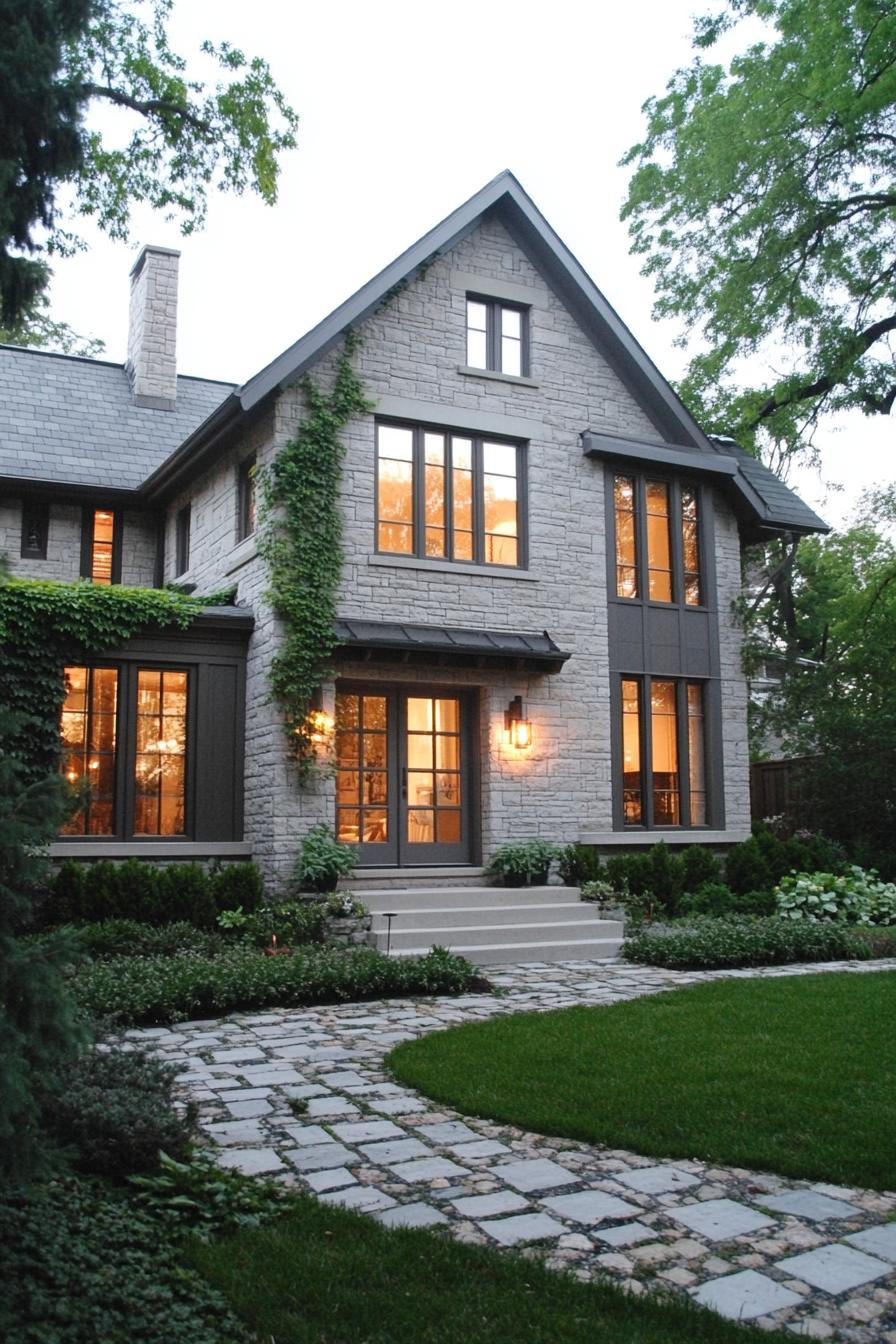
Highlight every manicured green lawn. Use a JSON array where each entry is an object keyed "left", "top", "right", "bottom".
[
  {"left": 189, "top": 1194, "right": 790, "bottom": 1344},
  {"left": 389, "top": 971, "right": 896, "bottom": 1190}
]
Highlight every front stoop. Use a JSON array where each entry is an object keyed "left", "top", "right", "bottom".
[{"left": 357, "top": 884, "right": 624, "bottom": 965}]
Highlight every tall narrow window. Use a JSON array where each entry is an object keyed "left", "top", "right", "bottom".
[
  {"left": 21, "top": 501, "right": 49, "bottom": 560},
  {"left": 237, "top": 457, "right": 256, "bottom": 542},
  {"left": 335, "top": 693, "right": 389, "bottom": 845},
  {"left": 423, "top": 432, "right": 446, "bottom": 558},
  {"left": 175, "top": 504, "right": 191, "bottom": 577},
  {"left": 646, "top": 481, "right": 673, "bottom": 602},
  {"left": 377, "top": 425, "right": 414, "bottom": 554},
  {"left": 482, "top": 440, "right": 519, "bottom": 566},
  {"left": 681, "top": 486, "right": 702, "bottom": 605},
  {"left": 651, "top": 680, "right": 679, "bottom": 824},
  {"left": 406, "top": 696, "right": 462, "bottom": 845},
  {"left": 621, "top": 678, "right": 642, "bottom": 824},
  {"left": 82, "top": 509, "right": 119, "bottom": 584},
  {"left": 452, "top": 437, "right": 474, "bottom": 561},
  {"left": 614, "top": 476, "right": 638, "bottom": 598},
  {"left": 134, "top": 669, "right": 188, "bottom": 835},
  {"left": 687, "top": 684, "right": 707, "bottom": 825},
  {"left": 59, "top": 666, "right": 118, "bottom": 835},
  {"left": 465, "top": 297, "right": 528, "bottom": 376}
]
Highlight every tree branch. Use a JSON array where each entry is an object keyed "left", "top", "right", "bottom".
[
  {"left": 85, "top": 84, "right": 213, "bottom": 138},
  {"left": 749, "top": 313, "right": 896, "bottom": 426}
]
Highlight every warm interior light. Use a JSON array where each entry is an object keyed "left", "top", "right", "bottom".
[
  {"left": 504, "top": 695, "right": 533, "bottom": 751},
  {"left": 308, "top": 709, "right": 334, "bottom": 743}
]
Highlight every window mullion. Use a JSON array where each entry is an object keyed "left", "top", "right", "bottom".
[
  {"left": 413, "top": 428, "right": 424, "bottom": 558},
  {"left": 642, "top": 676, "right": 654, "bottom": 829},
  {"left": 473, "top": 437, "right": 485, "bottom": 564},
  {"left": 677, "top": 680, "right": 691, "bottom": 827},
  {"left": 445, "top": 434, "right": 456, "bottom": 561},
  {"left": 120, "top": 664, "right": 136, "bottom": 840}
]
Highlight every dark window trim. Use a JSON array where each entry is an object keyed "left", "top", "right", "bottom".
[
  {"left": 466, "top": 293, "right": 530, "bottom": 376},
  {"left": 375, "top": 418, "right": 528, "bottom": 571},
  {"left": 607, "top": 470, "right": 712, "bottom": 612},
  {"left": 79, "top": 506, "right": 123, "bottom": 584},
  {"left": 175, "top": 503, "right": 191, "bottom": 577},
  {"left": 611, "top": 673, "right": 723, "bottom": 832},
  {"left": 236, "top": 456, "right": 256, "bottom": 543},
  {"left": 20, "top": 499, "right": 49, "bottom": 559}
]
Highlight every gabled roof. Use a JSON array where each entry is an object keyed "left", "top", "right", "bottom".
[
  {"left": 0, "top": 344, "right": 233, "bottom": 493},
  {"left": 711, "top": 438, "right": 829, "bottom": 536}
]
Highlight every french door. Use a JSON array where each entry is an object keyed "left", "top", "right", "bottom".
[{"left": 334, "top": 686, "right": 473, "bottom": 865}]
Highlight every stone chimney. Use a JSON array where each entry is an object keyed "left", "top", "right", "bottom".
[{"left": 126, "top": 244, "right": 180, "bottom": 409}]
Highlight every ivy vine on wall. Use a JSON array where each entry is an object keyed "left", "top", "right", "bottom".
[
  {"left": 0, "top": 576, "right": 208, "bottom": 776},
  {"left": 257, "top": 334, "right": 374, "bottom": 781}
]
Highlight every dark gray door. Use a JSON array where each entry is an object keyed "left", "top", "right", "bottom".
[{"left": 335, "top": 686, "right": 472, "bottom": 866}]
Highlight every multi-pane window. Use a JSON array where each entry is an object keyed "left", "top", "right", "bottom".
[
  {"left": 237, "top": 457, "right": 256, "bottom": 542},
  {"left": 619, "top": 677, "right": 708, "bottom": 828},
  {"left": 466, "top": 297, "right": 527, "bottom": 376},
  {"left": 613, "top": 475, "right": 703, "bottom": 606},
  {"left": 175, "top": 504, "right": 191, "bottom": 577},
  {"left": 60, "top": 665, "right": 188, "bottom": 837},
  {"left": 406, "top": 696, "right": 462, "bottom": 845},
  {"left": 376, "top": 422, "right": 522, "bottom": 567},
  {"left": 21, "top": 501, "right": 49, "bottom": 560},
  {"left": 82, "top": 508, "right": 119, "bottom": 584},
  {"left": 335, "top": 693, "right": 389, "bottom": 845},
  {"left": 60, "top": 667, "right": 118, "bottom": 835}
]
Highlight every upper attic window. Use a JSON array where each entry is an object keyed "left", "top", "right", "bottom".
[
  {"left": 237, "top": 456, "right": 256, "bottom": 542},
  {"left": 81, "top": 508, "right": 121, "bottom": 585},
  {"left": 466, "top": 297, "right": 528, "bottom": 377}
]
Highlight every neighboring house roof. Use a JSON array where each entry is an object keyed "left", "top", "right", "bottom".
[{"left": 0, "top": 344, "right": 234, "bottom": 493}]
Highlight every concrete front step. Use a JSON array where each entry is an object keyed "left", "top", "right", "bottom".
[
  {"left": 343, "top": 866, "right": 488, "bottom": 891},
  {"left": 373, "top": 918, "right": 623, "bottom": 953},
  {"left": 369, "top": 902, "right": 615, "bottom": 931},
  {"left": 358, "top": 885, "right": 578, "bottom": 913},
  {"left": 387, "top": 937, "right": 623, "bottom": 966}
]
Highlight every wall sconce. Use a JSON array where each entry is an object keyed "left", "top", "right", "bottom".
[
  {"left": 504, "top": 695, "right": 533, "bottom": 750},
  {"left": 306, "top": 688, "right": 335, "bottom": 745}
]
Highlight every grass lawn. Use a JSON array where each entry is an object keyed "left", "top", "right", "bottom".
[
  {"left": 389, "top": 970, "right": 896, "bottom": 1190},
  {"left": 189, "top": 1193, "right": 791, "bottom": 1344}
]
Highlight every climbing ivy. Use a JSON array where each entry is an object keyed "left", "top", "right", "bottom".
[
  {"left": 0, "top": 576, "right": 208, "bottom": 776},
  {"left": 258, "top": 335, "right": 374, "bottom": 780}
]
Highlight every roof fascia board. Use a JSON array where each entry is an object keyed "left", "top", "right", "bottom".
[
  {"left": 0, "top": 476, "right": 144, "bottom": 505},
  {"left": 581, "top": 430, "right": 738, "bottom": 477}
]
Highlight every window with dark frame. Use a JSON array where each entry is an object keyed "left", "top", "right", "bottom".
[
  {"left": 376, "top": 421, "right": 523, "bottom": 568},
  {"left": 175, "top": 504, "right": 191, "bottom": 577},
  {"left": 81, "top": 508, "right": 120, "bottom": 584},
  {"left": 59, "top": 663, "right": 188, "bottom": 838},
  {"left": 466, "top": 296, "right": 528, "bottom": 377},
  {"left": 619, "top": 676, "right": 708, "bottom": 829},
  {"left": 237, "top": 457, "right": 256, "bottom": 542},
  {"left": 20, "top": 501, "right": 49, "bottom": 559},
  {"left": 613, "top": 474, "right": 703, "bottom": 607}
]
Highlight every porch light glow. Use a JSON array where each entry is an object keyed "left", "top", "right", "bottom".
[
  {"left": 504, "top": 695, "right": 532, "bottom": 751},
  {"left": 308, "top": 709, "right": 334, "bottom": 743}
]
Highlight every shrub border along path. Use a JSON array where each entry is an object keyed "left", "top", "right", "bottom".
[{"left": 137, "top": 959, "right": 896, "bottom": 1342}]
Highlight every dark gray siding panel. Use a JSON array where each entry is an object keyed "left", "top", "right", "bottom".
[{"left": 194, "top": 663, "right": 244, "bottom": 842}]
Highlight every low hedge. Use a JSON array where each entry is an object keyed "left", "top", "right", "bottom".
[
  {"left": 72, "top": 944, "right": 482, "bottom": 1026},
  {"left": 623, "top": 916, "right": 873, "bottom": 971},
  {"left": 46, "top": 858, "right": 264, "bottom": 928}
]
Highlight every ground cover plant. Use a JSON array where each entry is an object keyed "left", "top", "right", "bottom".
[
  {"left": 189, "top": 1190, "right": 791, "bottom": 1344},
  {"left": 72, "top": 943, "right": 481, "bottom": 1026},
  {"left": 389, "top": 971, "right": 896, "bottom": 1189},
  {"left": 622, "top": 914, "right": 871, "bottom": 970}
]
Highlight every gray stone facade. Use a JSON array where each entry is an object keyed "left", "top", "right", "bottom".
[{"left": 165, "top": 218, "right": 751, "bottom": 882}]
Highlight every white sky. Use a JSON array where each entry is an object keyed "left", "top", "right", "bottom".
[{"left": 45, "top": 0, "right": 893, "bottom": 530}]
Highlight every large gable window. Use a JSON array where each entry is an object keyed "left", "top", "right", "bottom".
[
  {"left": 376, "top": 421, "right": 523, "bottom": 568},
  {"left": 619, "top": 677, "right": 708, "bottom": 828},
  {"left": 613, "top": 474, "right": 703, "bottom": 607},
  {"left": 466, "top": 297, "right": 528, "bottom": 377}
]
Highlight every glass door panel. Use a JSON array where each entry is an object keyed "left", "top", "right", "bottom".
[
  {"left": 402, "top": 695, "right": 467, "bottom": 862},
  {"left": 335, "top": 692, "right": 398, "bottom": 864}
]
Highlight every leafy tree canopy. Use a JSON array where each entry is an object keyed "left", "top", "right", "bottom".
[
  {"left": 621, "top": 0, "right": 896, "bottom": 462},
  {"left": 1, "top": 0, "right": 298, "bottom": 330}
]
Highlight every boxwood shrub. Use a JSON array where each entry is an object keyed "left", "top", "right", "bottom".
[
  {"left": 44, "top": 859, "right": 264, "bottom": 929},
  {"left": 72, "top": 944, "right": 482, "bottom": 1026},
  {"left": 623, "top": 916, "right": 872, "bottom": 971}
]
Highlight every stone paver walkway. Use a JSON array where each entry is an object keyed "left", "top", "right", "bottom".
[{"left": 132, "top": 958, "right": 896, "bottom": 1342}]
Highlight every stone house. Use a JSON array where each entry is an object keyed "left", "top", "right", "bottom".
[{"left": 0, "top": 172, "right": 827, "bottom": 886}]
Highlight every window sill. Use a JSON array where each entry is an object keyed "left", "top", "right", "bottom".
[
  {"left": 226, "top": 535, "right": 258, "bottom": 575},
  {"left": 579, "top": 829, "right": 749, "bottom": 846},
  {"left": 50, "top": 840, "right": 253, "bottom": 859},
  {"left": 457, "top": 365, "right": 539, "bottom": 389},
  {"left": 368, "top": 553, "right": 540, "bottom": 582}
]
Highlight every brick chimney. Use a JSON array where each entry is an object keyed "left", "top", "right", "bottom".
[{"left": 126, "top": 244, "right": 180, "bottom": 409}]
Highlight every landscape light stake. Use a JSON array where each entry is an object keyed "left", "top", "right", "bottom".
[{"left": 384, "top": 912, "right": 397, "bottom": 954}]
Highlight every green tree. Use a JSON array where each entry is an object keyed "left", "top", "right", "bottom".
[
  {"left": 621, "top": 0, "right": 896, "bottom": 463},
  {"left": 1, "top": 0, "right": 298, "bottom": 331}
]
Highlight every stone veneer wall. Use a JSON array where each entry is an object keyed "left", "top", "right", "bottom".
[
  {"left": 171, "top": 216, "right": 751, "bottom": 882},
  {"left": 2, "top": 497, "right": 158, "bottom": 587}
]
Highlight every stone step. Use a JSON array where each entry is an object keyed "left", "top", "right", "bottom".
[
  {"left": 342, "top": 866, "right": 488, "bottom": 891},
  {"left": 386, "top": 936, "right": 624, "bottom": 966},
  {"left": 372, "top": 917, "right": 622, "bottom": 951},
  {"left": 369, "top": 902, "right": 614, "bottom": 931},
  {"left": 358, "top": 885, "right": 578, "bottom": 913}
]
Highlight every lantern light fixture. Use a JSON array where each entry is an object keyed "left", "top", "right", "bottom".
[{"left": 504, "top": 695, "right": 533, "bottom": 750}]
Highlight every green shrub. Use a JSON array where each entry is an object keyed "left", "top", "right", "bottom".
[
  {"left": 679, "top": 881, "right": 736, "bottom": 917},
  {"left": 45, "top": 860, "right": 265, "bottom": 929},
  {"left": 209, "top": 860, "right": 264, "bottom": 914},
  {"left": 556, "top": 843, "right": 602, "bottom": 886},
  {"left": 579, "top": 878, "right": 616, "bottom": 906},
  {"left": 776, "top": 866, "right": 896, "bottom": 925},
  {"left": 680, "top": 845, "right": 721, "bottom": 893},
  {"left": 647, "top": 841, "right": 684, "bottom": 915},
  {"left": 294, "top": 824, "right": 357, "bottom": 893},
  {"left": 604, "top": 851, "right": 652, "bottom": 898},
  {"left": 0, "top": 1178, "right": 253, "bottom": 1344},
  {"left": 487, "top": 839, "right": 557, "bottom": 884},
  {"left": 74, "top": 919, "right": 225, "bottom": 959},
  {"left": 45, "top": 1043, "right": 196, "bottom": 1176},
  {"left": 161, "top": 863, "right": 217, "bottom": 927},
  {"left": 623, "top": 916, "right": 871, "bottom": 970},
  {"left": 734, "top": 887, "right": 777, "bottom": 916},
  {"left": 72, "top": 944, "right": 481, "bottom": 1026},
  {"left": 725, "top": 836, "right": 772, "bottom": 896},
  {"left": 130, "top": 1150, "right": 291, "bottom": 1240},
  {"left": 48, "top": 860, "right": 87, "bottom": 924},
  {"left": 235, "top": 899, "right": 329, "bottom": 948}
]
